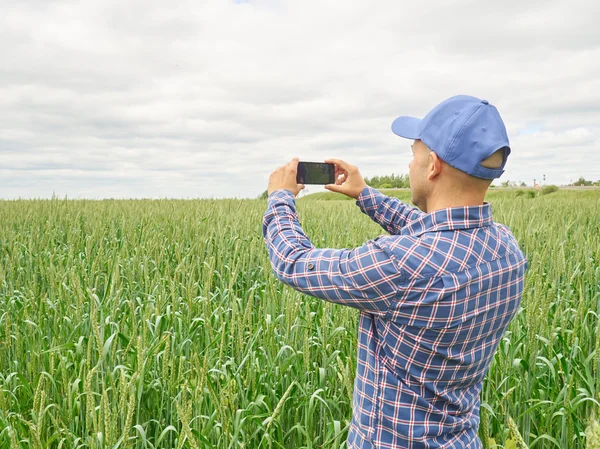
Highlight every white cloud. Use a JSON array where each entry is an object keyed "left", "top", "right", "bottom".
[{"left": 1, "top": 0, "right": 599, "bottom": 199}]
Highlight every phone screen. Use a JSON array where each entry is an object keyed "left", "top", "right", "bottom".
[{"left": 297, "top": 162, "right": 335, "bottom": 185}]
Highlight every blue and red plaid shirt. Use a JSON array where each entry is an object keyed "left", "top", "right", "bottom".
[{"left": 263, "top": 186, "right": 527, "bottom": 449}]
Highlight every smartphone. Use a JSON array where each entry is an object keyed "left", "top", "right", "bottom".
[{"left": 296, "top": 162, "right": 335, "bottom": 185}]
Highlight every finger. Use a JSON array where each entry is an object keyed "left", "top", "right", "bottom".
[
  {"left": 325, "top": 158, "right": 350, "bottom": 170},
  {"left": 288, "top": 157, "right": 300, "bottom": 170},
  {"left": 334, "top": 167, "right": 348, "bottom": 177},
  {"left": 325, "top": 184, "right": 342, "bottom": 193}
]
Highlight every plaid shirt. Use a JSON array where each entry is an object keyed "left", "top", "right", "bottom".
[{"left": 262, "top": 186, "right": 527, "bottom": 449}]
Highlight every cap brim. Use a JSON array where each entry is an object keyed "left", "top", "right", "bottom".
[{"left": 391, "top": 116, "right": 421, "bottom": 139}]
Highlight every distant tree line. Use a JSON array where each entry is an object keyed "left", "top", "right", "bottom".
[
  {"left": 364, "top": 173, "right": 410, "bottom": 189},
  {"left": 497, "top": 176, "right": 600, "bottom": 189},
  {"left": 259, "top": 175, "right": 599, "bottom": 199},
  {"left": 569, "top": 177, "right": 600, "bottom": 186}
]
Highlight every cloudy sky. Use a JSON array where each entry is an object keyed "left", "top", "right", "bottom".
[{"left": 1, "top": 0, "right": 599, "bottom": 199}]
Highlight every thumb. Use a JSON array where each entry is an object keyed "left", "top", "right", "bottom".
[{"left": 325, "top": 184, "right": 344, "bottom": 193}]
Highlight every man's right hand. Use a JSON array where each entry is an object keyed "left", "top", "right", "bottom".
[{"left": 324, "top": 158, "right": 367, "bottom": 199}]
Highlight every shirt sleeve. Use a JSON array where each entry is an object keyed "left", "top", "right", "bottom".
[
  {"left": 355, "top": 186, "right": 424, "bottom": 235},
  {"left": 263, "top": 189, "right": 401, "bottom": 315}
]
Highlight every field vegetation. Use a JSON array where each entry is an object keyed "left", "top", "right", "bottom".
[{"left": 0, "top": 189, "right": 599, "bottom": 448}]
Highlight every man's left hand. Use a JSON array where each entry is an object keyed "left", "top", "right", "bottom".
[{"left": 268, "top": 157, "right": 305, "bottom": 197}]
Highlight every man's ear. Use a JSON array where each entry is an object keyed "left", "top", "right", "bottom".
[{"left": 427, "top": 151, "right": 442, "bottom": 180}]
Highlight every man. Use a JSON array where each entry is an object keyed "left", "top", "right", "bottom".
[{"left": 262, "top": 95, "right": 527, "bottom": 448}]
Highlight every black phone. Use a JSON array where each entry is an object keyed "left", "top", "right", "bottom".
[{"left": 296, "top": 162, "right": 335, "bottom": 185}]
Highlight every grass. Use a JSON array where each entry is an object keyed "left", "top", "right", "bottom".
[{"left": 0, "top": 190, "right": 599, "bottom": 448}]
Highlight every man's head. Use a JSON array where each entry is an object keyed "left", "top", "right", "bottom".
[
  {"left": 393, "top": 95, "right": 510, "bottom": 212},
  {"left": 408, "top": 140, "right": 506, "bottom": 211}
]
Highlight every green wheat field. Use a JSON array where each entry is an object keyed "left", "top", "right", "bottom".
[{"left": 1, "top": 189, "right": 599, "bottom": 448}]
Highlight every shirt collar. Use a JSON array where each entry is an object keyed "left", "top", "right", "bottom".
[{"left": 402, "top": 202, "right": 493, "bottom": 237}]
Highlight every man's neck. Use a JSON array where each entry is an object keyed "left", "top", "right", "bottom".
[{"left": 424, "top": 193, "right": 486, "bottom": 213}]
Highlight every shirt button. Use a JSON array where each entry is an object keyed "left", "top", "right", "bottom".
[{"left": 307, "top": 263, "right": 315, "bottom": 270}]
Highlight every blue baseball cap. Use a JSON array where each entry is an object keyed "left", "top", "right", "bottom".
[{"left": 391, "top": 95, "right": 510, "bottom": 179}]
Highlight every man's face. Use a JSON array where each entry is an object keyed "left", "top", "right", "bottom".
[{"left": 408, "top": 140, "right": 431, "bottom": 210}]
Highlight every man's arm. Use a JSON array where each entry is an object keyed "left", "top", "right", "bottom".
[
  {"left": 263, "top": 190, "right": 401, "bottom": 316},
  {"left": 322, "top": 158, "right": 424, "bottom": 235},
  {"left": 356, "top": 186, "right": 424, "bottom": 235}
]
